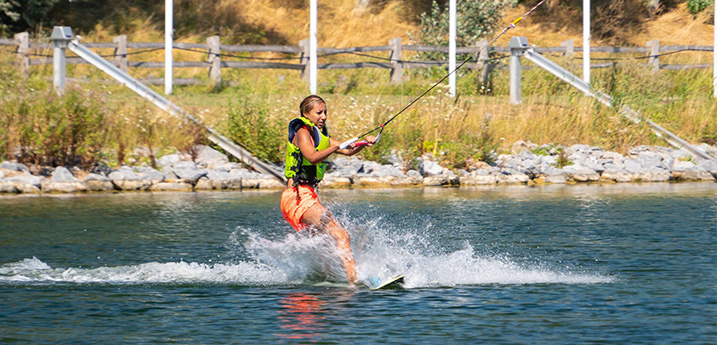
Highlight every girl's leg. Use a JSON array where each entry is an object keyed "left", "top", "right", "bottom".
[{"left": 301, "top": 204, "right": 357, "bottom": 285}]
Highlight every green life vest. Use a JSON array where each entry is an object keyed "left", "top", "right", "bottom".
[{"left": 284, "top": 117, "right": 330, "bottom": 185}]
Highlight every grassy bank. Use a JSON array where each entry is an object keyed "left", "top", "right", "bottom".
[{"left": 0, "top": 42, "right": 715, "bottom": 171}]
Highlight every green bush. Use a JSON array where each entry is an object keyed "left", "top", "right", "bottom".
[
  {"left": 225, "top": 98, "right": 284, "bottom": 164},
  {"left": 687, "top": 0, "right": 713, "bottom": 14},
  {"left": 0, "top": 86, "right": 107, "bottom": 168}
]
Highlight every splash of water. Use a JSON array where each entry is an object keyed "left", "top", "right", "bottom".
[{"left": 0, "top": 217, "right": 613, "bottom": 287}]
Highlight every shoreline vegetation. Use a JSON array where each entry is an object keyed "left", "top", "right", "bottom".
[
  {"left": 0, "top": 141, "right": 715, "bottom": 195},
  {"left": 1, "top": 2, "right": 715, "bottom": 195}
]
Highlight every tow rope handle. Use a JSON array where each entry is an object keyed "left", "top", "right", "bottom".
[{"left": 339, "top": 132, "right": 382, "bottom": 150}]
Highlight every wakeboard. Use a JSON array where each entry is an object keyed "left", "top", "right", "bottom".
[{"left": 365, "top": 275, "right": 405, "bottom": 290}]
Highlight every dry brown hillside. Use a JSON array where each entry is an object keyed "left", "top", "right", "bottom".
[{"left": 81, "top": 0, "right": 714, "bottom": 48}]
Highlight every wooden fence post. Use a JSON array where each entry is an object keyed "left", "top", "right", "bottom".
[
  {"left": 477, "top": 39, "right": 493, "bottom": 91},
  {"left": 299, "top": 38, "right": 310, "bottom": 82},
  {"left": 113, "top": 35, "right": 128, "bottom": 72},
  {"left": 647, "top": 39, "right": 659, "bottom": 70},
  {"left": 389, "top": 37, "right": 403, "bottom": 84},
  {"left": 561, "top": 39, "right": 574, "bottom": 57},
  {"left": 207, "top": 35, "right": 221, "bottom": 87},
  {"left": 14, "top": 32, "right": 29, "bottom": 77}
]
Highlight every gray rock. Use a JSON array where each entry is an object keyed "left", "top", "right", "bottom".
[
  {"left": 0, "top": 171, "right": 4, "bottom": 180},
  {"left": 601, "top": 167, "right": 634, "bottom": 183},
  {"left": 149, "top": 181, "right": 194, "bottom": 192},
  {"left": 214, "top": 162, "right": 242, "bottom": 173},
  {"left": 636, "top": 152, "right": 663, "bottom": 169},
  {"left": 134, "top": 167, "right": 165, "bottom": 182},
  {"left": 42, "top": 181, "right": 89, "bottom": 193},
  {"left": 669, "top": 149, "right": 690, "bottom": 160},
  {"left": 160, "top": 166, "right": 178, "bottom": 180},
  {"left": 0, "top": 161, "right": 30, "bottom": 174},
  {"left": 423, "top": 175, "right": 449, "bottom": 186},
  {"left": 584, "top": 160, "right": 606, "bottom": 173},
  {"left": 157, "top": 154, "right": 181, "bottom": 168},
  {"left": 495, "top": 170, "right": 529, "bottom": 184},
  {"left": 370, "top": 164, "right": 407, "bottom": 179},
  {"left": 672, "top": 160, "right": 696, "bottom": 171},
  {"left": 83, "top": 174, "right": 114, "bottom": 192},
  {"left": 624, "top": 159, "right": 643, "bottom": 174},
  {"left": 84, "top": 173, "right": 109, "bottom": 182},
  {"left": 461, "top": 174, "right": 497, "bottom": 185},
  {"left": 322, "top": 174, "right": 352, "bottom": 188},
  {"left": 386, "top": 151, "right": 405, "bottom": 170},
  {"left": 173, "top": 161, "right": 208, "bottom": 181},
  {"left": 8, "top": 174, "right": 43, "bottom": 188},
  {"left": 419, "top": 159, "right": 443, "bottom": 176},
  {"left": 676, "top": 169, "right": 716, "bottom": 181},
  {"left": 697, "top": 159, "right": 717, "bottom": 173},
  {"left": 406, "top": 170, "right": 422, "bottom": 179},
  {"left": 51, "top": 167, "right": 78, "bottom": 183},
  {"left": 111, "top": 179, "right": 152, "bottom": 191},
  {"left": 330, "top": 156, "right": 365, "bottom": 175},
  {"left": 639, "top": 171, "right": 673, "bottom": 182},
  {"left": 562, "top": 165, "right": 600, "bottom": 182},
  {"left": 544, "top": 173, "right": 567, "bottom": 184},
  {"left": 13, "top": 182, "right": 41, "bottom": 194},
  {"left": 108, "top": 166, "right": 141, "bottom": 181},
  {"left": 0, "top": 181, "right": 18, "bottom": 193},
  {"left": 195, "top": 145, "right": 229, "bottom": 168}
]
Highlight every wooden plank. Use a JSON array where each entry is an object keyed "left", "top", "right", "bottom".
[
  {"left": 142, "top": 78, "right": 200, "bottom": 85},
  {"left": 319, "top": 46, "right": 391, "bottom": 54},
  {"left": 29, "top": 57, "right": 86, "bottom": 65},
  {"left": 660, "top": 45, "right": 713, "bottom": 52},
  {"left": 222, "top": 44, "right": 302, "bottom": 53},
  {"left": 222, "top": 61, "right": 303, "bottom": 70},
  {"left": 662, "top": 63, "right": 712, "bottom": 70},
  {"left": 318, "top": 62, "right": 392, "bottom": 69},
  {"left": 126, "top": 42, "right": 164, "bottom": 49}
]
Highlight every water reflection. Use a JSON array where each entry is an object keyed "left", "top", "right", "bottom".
[{"left": 276, "top": 293, "right": 326, "bottom": 341}]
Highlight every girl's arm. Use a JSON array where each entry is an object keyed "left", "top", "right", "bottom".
[
  {"left": 332, "top": 135, "right": 377, "bottom": 156},
  {"left": 294, "top": 127, "right": 338, "bottom": 164}
]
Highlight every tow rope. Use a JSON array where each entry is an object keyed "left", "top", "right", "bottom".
[{"left": 340, "top": 0, "right": 547, "bottom": 149}]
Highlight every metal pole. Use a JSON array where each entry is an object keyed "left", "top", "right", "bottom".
[
  {"left": 51, "top": 27, "right": 73, "bottom": 95},
  {"left": 310, "top": 0, "right": 318, "bottom": 94},
  {"left": 448, "top": 0, "right": 456, "bottom": 97},
  {"left": 509, "top": 37, "right": 529, "bottom": 105},
  {"left": 165, "top": 0, "right": 173, "bottom": 95},
  {"left": 583, "top": 0, "right": 590, "bottom": 85}
]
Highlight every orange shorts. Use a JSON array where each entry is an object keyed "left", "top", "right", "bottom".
[{"left": 280, "top": 185, "right": 325, "bottom": 231}]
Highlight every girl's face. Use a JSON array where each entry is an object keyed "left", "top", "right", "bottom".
[{"left": 304, "top": 102, "right": 327, "bottom": 129}]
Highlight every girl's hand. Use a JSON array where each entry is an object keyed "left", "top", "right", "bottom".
[{"left": 364, "top": 135, "right": 377, "bottom": 147}]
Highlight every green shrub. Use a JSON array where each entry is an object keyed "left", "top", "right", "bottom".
[
  {"left": 687, "top": 0, "right": 713, "bottom": 14},
  {"left": 225, "top": 98, "right": 284, "bottom": 164}
]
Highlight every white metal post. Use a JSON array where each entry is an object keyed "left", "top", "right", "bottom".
[
  {"left": 448, "top": 0, "right": 456, "bottom": 97},
  {"left": 51, "top": 26, "right": 73, "bottom": 95},
  {"left": 165, "top": 0, "right": 173, "bottom": 95},
  {"left": 310, "top": 0, "right": 318, "bottom": 94},
  {"left": 583, "top": 0, "right": 590, "bottom": 85},
  {"left": 509, "top": 37, "right": 529, "bottom": 105}
]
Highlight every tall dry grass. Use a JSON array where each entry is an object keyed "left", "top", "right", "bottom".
[{"left": 2, "top": 0, "right": 714, "bottom": 169}]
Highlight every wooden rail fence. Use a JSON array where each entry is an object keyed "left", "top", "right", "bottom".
[{"left": 1, "top": 33, "right": 713, "bottom": 88}]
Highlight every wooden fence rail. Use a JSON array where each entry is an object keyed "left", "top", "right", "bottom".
[{"left": 2, "top": 33, "right": 714, "bottom": 87}]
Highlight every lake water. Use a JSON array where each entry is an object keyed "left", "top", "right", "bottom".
[{"left": 1, "top": 183, "right": 715, "bottom": 344}]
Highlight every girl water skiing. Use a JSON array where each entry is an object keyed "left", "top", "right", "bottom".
[{"left": 280, "top": 95, "right": 376, "bottom": 286}]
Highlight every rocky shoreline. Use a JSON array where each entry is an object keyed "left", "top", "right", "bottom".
[{"left": 1, "top": 142, "right": 715, "bottom": 195}]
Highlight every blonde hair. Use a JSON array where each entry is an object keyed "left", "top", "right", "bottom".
[{"left": 299, "top": 95, "right": 326, "bottom": 117}]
